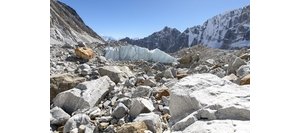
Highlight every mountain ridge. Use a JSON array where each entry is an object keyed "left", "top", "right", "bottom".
[{"left": 120, "top": 5, "right": 250, "bottom": 52}]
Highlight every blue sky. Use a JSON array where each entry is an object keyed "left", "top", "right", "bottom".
[{"left": 60, "top": 0, "right": 249, "bottom": 39}]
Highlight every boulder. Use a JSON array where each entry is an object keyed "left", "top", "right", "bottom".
[
  {"left": 169, "top": 73, "right": 250, "bottom": 124},
  {"left": 132, "top": 86, "right": 153, "bottom": 98},
  {"left": 50, "top": 107, "right": 71, "bottom": 126},
  {"left": 236, "top": 65, "right": 250, "bottom": 78},
  {"left": 116, "top": 121, "right": 148, "bottom": 133},
  {"left": 53, "top": 76, "right": 115, "bottom": 114},
  {"left": 174, "top": 120, "right": 249, "bottom": 133},
  {"left": 134, "top": 112, "right": 162, "bottom": 133},
  {"left": 50, "top": 73, "right": 85, "bottom": 102},
  {"left": 227, "top": 57, "right": 246, "bottom": 75},
  {"left": 99, "top": 66, "right": 133, "bottom": 83},
  {"left": 129, "top": 98, "right": 155, "bottom": 118},
  {"left": 112, "top": 103, "right": 129, "bottom": 119},
  {"left": 240, "top": 74, "right": 250, "bottom": 85},
  {"left": 74, "top": 47, "right": 95, "bottom": 60},
  {"left": 63, "top": 114, "right": 94, "bottom": 133}
]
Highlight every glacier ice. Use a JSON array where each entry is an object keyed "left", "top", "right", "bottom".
[{"left": 105, "top": 45, "right": 178, "bottom": 63}]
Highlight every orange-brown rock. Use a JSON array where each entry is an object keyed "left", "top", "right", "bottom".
[
  {"left": 116, "top": 121, "right": 148, "bottom": 133},
  {"left": 75, "top": 47, "right": 95, "bottom": 60},
  {"left": 240, "top": 74, "right": 250, "bottom": 85},
  {"left": 155, "top": 89, "right": 170, "bottom": 100}
]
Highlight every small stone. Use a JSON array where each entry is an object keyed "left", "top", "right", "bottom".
[
  {"left": 116, "top": 121, "right": 148, "bottom": 133},
  {"left": 78, "top": 125, "right": 85, "bottom": 133},
  {"left": 132, "top": 86, "right": 153, "bottom": 98},
  {"left": 110, "top": 118, "right": 118, "bottom": 125},
  {"left": 143, "top": 79, "right": 157, "bottom": 87},
  {"left": 112, "top": 103, "right": 129, "bottom": 119},
  {"left": 155, "top": 90, "right": 170, "bottom": 100},
  {"left": 134, "top": 112, "right": 162, "bottom": 133},
  {"left": 240, "top": 74, "right": 250, "bottom": 85},
  {"left": 103, "top": 100, "right": 111, "bottom": 108},
  {"left": 99, "top": 122, "right": 110, "bottom": 130},
  {"left": 129, "top": 98, "right": 155, "bottom": 118},
  {"left": 50, "top": 106, "right": 70, "bottom": 126},
  {"left": 162, "top": 106, "right": 170, "bottom": 114},
  {"left": 80, "top": 69, "right": 89, "bottom": 76},
  {"left": 118, "top": 118, "right": 125, "bottom": 126},
  {"left": 97, "top": 116, "right": 113, "bottom": 123},
  {"left": 161, "top": 96, "right": 169, "bottom": 106}
]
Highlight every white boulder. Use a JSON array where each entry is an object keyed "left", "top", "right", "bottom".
[{"left": 53, "top": 76, "right": 115, "bottom": 114}]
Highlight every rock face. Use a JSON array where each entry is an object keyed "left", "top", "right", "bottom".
[
  {"left": 53, "top": 76, "right": 115, "bottom": 114},
  {"left": 120, "top": 5, "right": 250, "bottom": 52},
  {"left": 50, "top": 0, "right": 105, "bottom": 45},
  {"left": 50, "top": 73, "right": 85, "bottom": 102},
  {"left": 99, "top": 66, "right": 134, "bottom": 83},
  {"left": 105, "top": 45, "right": 177, "bottom": 63},
  {"left": 169, "top": 73, "right": 250, "bottom": 124}
]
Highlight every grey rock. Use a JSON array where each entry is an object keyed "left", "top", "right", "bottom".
[
  {"left": 143, "top": 79, "right": 157, "bottom": 87},
  {"left": 63, "top": 114, "right": 94, "bottom": 133},
  {"left": 78, "top": 63, "right": 90, "bottom": 70},
  {"left": 99, "top": 66, "right": 134, "bottom": 83},
  {"left": 227, "top": 57, "right": 247, "bottom": 75},
  {"left": 162, "top": 106, "right": 170, "bottom": 115},
  {"left": 132, "top": 86, "right": 153, "bottom": 98},
  {"left": 161, "top": 96, "right": 169, "bottom": 106},
  {"left": 80, "top": 69, "right": 89, "bottom": 76},
  {"left": 169, "top": 73, "right": 250, "bottom": 125},
  {"left": 209, "top": 67, "right": 226, "bottom": 78},
  {"left": 171, "top": 113, "right": 197, "bottom": 131},
  {"left": 236, "top": 65, "right": 250, "bottom": 78},
  {"left": 53, "top": 76, "right": 115, "bottom": 114},
  {"left": 134, "top": 112, "right": 162, "bottom": 133},
  {"left": 112, "top": 103, "right": 129, "bottom": 119},
  {"left": 62, "top": 43, "right": 74, "bottom": 49},
  {"left": 97, "top": 116, "right": 113, "bottom": 123},
  {"left": 50, "top": 106, "right": 71, "bottom": 126},
  {"left": 164, "top": 68, "right": 176, "bottom": 78},
  {"left": 125, "top": 77, "right": 136, "bottom": 87},
  {"left": 118, "top": 118, "right": 125, "bottom": 126},
  {"left": 176, "top": 120, "right": 249, "bottom": 133},
  {"left": 129, "top": 98, "right": 155, "bottom": 117}
]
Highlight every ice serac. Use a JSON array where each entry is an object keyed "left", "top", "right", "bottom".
[{"left": 105, "top": 45, "right": 177, "bottom": 63}]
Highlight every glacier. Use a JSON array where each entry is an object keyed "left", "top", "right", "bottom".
[{"left": 105, "top": 45, "right": 178, "bottom": 63}]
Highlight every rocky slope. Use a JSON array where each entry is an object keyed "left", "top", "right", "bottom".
[
  {"left": 120, "top": 5, "right": 250, "bottom": 52},
  {"left": 50, "top": 0, "right": 105, "bottom": 45},
  {"left": 50, "top": 42, "right": 250, "bottom": 133}
]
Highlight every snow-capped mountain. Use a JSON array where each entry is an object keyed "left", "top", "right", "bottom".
[
  {"left": 120, "top": 26, "right": 181, "bottom": 52},
  {"left": 121, "top": 5, "right": 250, "bottom": 52},
  {"left": 50, "top": 0, "right": 105, "bottom": 45},
  {"left": 178, "top": 5, "right": 250, "bottom": 49}
]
